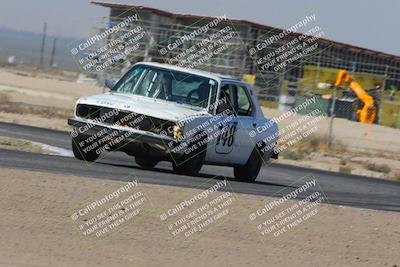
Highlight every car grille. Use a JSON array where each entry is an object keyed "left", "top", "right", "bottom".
[{"left": 76, "top": 104, "right": 175, "bottom": 136}]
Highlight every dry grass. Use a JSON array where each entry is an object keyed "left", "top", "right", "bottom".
[
  {"left": 0, "top": 137, "right": 31, "bottom": 147},
  {"left": 281, "top": 150, "right": 301, "bottom": 160},
  {"left": 339, "top": 166, "right": 352, "bottom": 174},
  {"left": 391, "top": 172, "right": 400, "bottom": 181},
  {"left": 363, "top": 162, "right": 391, "bottom": 174},
  {"left": 0, "top": 136, "right": 46, "bottom": 154},
  {"left": 281, "top": 134, "right": 348, "bottom": 161}
]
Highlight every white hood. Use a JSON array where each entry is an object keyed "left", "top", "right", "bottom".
[{"left": 77, "top": 92, "right": 209, "bottom": 122}]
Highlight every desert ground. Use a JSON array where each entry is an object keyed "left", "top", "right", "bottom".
[{"left": 0, "top": 168, "right": 399, "bottom": 267}]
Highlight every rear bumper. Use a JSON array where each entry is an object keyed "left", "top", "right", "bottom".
[{"left": 68, "top": 118, "right": 178, "bottom": 154}]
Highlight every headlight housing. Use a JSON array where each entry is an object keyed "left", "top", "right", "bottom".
[{"left": 173, "top": 125, "right": 183, "bottom": 140}]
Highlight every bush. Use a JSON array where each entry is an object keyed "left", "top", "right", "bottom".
[
  {"left": 363, "top": 163, "right": 391, "bottom": 174},
  {"left": 392, "top": 172, "right": 400, "bottom": 181},
  {"left": 339, "top": 166, "right": 352, "bottom": 174},
  {"left": 282, "top": 150, "right": 301, "bottom": 160}
]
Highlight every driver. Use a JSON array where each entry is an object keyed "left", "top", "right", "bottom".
[
  {"left": 161, "top": 74, "right": 172, "bottom": 100},
  {"left": 196, "top": 83, "right": 210, "bottom": 107}
]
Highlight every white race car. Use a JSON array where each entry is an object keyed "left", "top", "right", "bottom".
[{"left": 68, "top": 62, "right": 278, "bottom": 182}]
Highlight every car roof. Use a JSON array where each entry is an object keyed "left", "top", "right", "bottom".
[{"left": 135, "top": 61, "right": 244, "bottom": 83}]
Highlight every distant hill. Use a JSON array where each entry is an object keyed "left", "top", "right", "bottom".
[{"left": 0, "top": 28, "right": 81, "bottom": 71}]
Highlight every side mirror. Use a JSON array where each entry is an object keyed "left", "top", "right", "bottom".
[{"left": 105, "top": 78, "right": 115, "bottom": 90}]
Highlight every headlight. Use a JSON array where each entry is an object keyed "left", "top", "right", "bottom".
[
  {"left": 76, "top": 104, "right": 90, "bottom": 118},
  {"left": 173, "top": 125, "right": 183, "bottom": 140}
]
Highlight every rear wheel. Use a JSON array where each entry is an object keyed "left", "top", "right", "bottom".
[
  {"left": 234, "top": 147, "right": 263, "bottom": 182},
  {"left": 135, "top": 157, "right": 158, "bottom": 169},
  {"left": 71, "top": 133, "right": 100, "bottom": 162}
]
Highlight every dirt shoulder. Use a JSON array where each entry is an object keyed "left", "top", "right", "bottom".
[
  {"left": 0, "top": 168, "right": 399, "bottom": 267},
  {"left": 0, "top": 112, "right": 70, "bottom": 132},
  {"left": 0, "top": 68, "right": 102, "bottom": 132}
]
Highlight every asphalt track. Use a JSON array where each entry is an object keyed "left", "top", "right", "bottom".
[{"left": 0, "top": 122, "right": 399, "bottom": 212}]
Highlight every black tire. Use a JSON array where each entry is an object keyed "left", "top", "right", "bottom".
[
  {"left": 71, "top": 133, "right": 100, "bottom": 162},
  {"left": 234, "top": 147, "right": 264, "bottom": 182},
  {"left": 135, "top": 157, "right": 158, "bottom": 169},
  {"left": 172, "top": 133, "right": 207, "bottom": 175}
]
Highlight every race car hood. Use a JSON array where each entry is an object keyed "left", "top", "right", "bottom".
[{"left": 76, "top": 92, "right": 210, "bottom": 122}]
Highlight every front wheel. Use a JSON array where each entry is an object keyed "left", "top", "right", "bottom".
[
  {"left": 172, "top": 133, "right": 207, "bottom": 175},
  {"left": 71, "top": 133, "right": 100, "bottom": 162},
  {"left": 172, "top": 152, "right": 204, "bottom": 175},
  {"left": 234, "top": 147, "right": 263, "bottom": 182},
  {"left": 135, "top": 157, "right": 158, "bottom": 169}
]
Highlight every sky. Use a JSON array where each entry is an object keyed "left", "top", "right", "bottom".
[{"left": 0, "top": 0, "right": 399, "bottom": 55}]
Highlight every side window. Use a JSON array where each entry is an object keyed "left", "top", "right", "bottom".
[
  {"left": 236, "top": 86, "right": 253, "bottom": 116},
  {"left": 216, "top": 84, "right": 235, "bottom": 115}
]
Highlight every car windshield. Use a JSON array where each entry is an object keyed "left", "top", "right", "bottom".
[{"left": 112, "top": 64, "right": 218, "bottom": 109}]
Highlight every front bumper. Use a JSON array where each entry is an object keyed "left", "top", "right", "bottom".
[{"left": 68, "top": 118, "right": 179, "bottom": 154}]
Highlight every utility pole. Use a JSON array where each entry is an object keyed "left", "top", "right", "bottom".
[
  {"left": 49, "top": 37, "right": 57, "bottom": 68},
  {"left": 327, "top": 89, "right": 337, "bottom": 147},
  {"left": 39, "top": 22, "right": 47, "bottom": 67}
]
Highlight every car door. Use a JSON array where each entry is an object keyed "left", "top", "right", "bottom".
[
  {"left": 230, "top": 83, "right": 258, "bottom": 165},
  {"left": 205, "top": 83, "right": 242, "bottom": 165}
]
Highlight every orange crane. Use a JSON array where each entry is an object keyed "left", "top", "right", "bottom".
[{"left": 334, "top": 69, "right": 376, "bottom": 124}]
